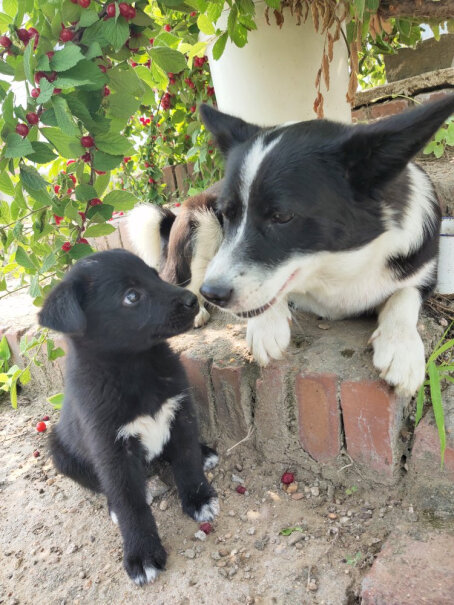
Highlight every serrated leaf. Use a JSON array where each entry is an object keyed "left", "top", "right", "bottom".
[
  {"left": 212, "top": 32, "right": 228, "bottom": 60},
  {"left": 25, "top": 141, "right": 57, "bottom": 164},
  {"left": 50, "top": 42, "right": 84, "bottom": 72},
  {"left": 54, "top": 59, "right": 107, "bottom": 91},
  {"left": 84, "top": 223, "right": 116, "bottom": 237},
  {"left": 150, "top": 46, "right": 187, "bottom": 73},
  {"left": 41, "top": 251, "right": 57, "bottom": 273},
  {"left": 85, "top": 41, "right": 103, "bottom": 61},
  {"left": 52, "top": 96, "right": 78, "bottom": 136},
  {"left": 94, "top": 132, "right": 134, "bottom": 156},
  {"left": 15, "top": 246, "right": 37, "bottom": 271},
  {"left": 78, "top": 8, "right": 99, "bottom": 28},
  {"left": 36, "top": 78, "right": 55, "bottom": 104},
  {"left": 197, "top": 14, "right": 215, "bottom": 35},
  {"left": 75, "top": 184, "right": 98, "bottom": 203},
  {"left": 41, "top": 127, "right": 85, "bottom": 159},
  {"left": 94, "top": 171, "right": 110, "bottom": 197},
  {"left": 102, "top": 16, "right": 130, "bottom": 52},
  {"left": 92, "top": 150, "right": 123, "bottom": 171},
  {"left": 108, "top": 64, "right": 145, "bottom": 97},
  {"left": 36, "top": 55, "right": 51, "bottom": 72},
  {"left": 103, "top": 189, "right": 138, "bottom": 210},
  {"left": 23, "top": 39, "right": 34, "bottom": 85},
  {"left": 4, "top": 133, "right": 34, "bottom": 158},
  {"left": 108, "top": 92, "right": 140, "bottom": 123},
  {"left": 0, "top": 60, "right": 15, "bottom": 76},
  {"left": 69, "top": 242, "right": 94, "bottom": 259},
  {"left": 29, "top": 274, "right": 40, "bottom": 298},
  {"left": 153, "top": 32, "right": 180, "bottom": 48},
  {"left": 0, "top": 170, "right": 14, "bottom": 196},
  {"left": 20, "top": 164, "right": 48, "bottom": 190},
  {"left": 3, "top": 0, "right": 17, "bottom": 18},
  {"left": 20, "top": 366, "right": 31, "bottom": 385}
]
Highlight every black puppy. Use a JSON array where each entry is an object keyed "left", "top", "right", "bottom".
[{"left": 39, "top": 249, "right": 219, "bottom": 585}]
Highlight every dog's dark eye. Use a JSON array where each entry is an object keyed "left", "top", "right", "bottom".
[
  {"left": 271, "top": 212, "right": 294, "bottom": 224},
  {"left": 123, "top": 289, "right": 141, "bottom": 306}
]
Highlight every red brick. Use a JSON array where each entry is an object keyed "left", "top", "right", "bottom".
[
  {"left": 369, "top": 99, "right": 409, "bottom": 120},
  {"left": 361, "top": 531, "right": 454, "bottom": 604},
  {"left": 340, "top": 381, "right": 404, "bottom": 477},
  {"left": 411, "top": 413, "right": 454, "bottom": 481},
  {"left": 180, "top": 351, "right": 211, "bottom": 415},
  {"left": 414, "top": 88, "right": 454, "bottom": 105},
  {"left": 255, "top": 365, "right": 289, "bottom": 452},
  {"left": 351, "top": 107, "right": 369, "bottom": 123},
  {"left": 296, "top": 373, "right": 341, "bottom": 462},
  {"left": 211, "top": 362, "right": 251, "bottom": 442}
]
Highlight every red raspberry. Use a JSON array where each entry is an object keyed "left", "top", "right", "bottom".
[
  {"left": 103, "top": 85, "right": 110, "bottom": 97},
  {"left": 148, "top": 178, "right": 155, "bottom": 184},
  {"left": 281, "top": 471, "right": 294, "bottom": 485},
  {"left": 106, "top": 3, "right": 116, "bottom": 18},
  {"left": 98, "top": 64, "right": 107, "bottom": 73},
  {"left": 81, "top": 152, "right": 91, "bottom": 162},
  {"left": 81, "top": 135, "right": 95, "bottom": 148},
  {"left": 190, "top": 105, "right": 196, "bottom": 113},
  {"left": 34, "top": 71, "right": 46, "bottom": 84},
  {"left": 190, "top": 11, "right": 197, "bottom": 17},
  {"left": 89, "top": 198, "right": 102, "bottom": 206},
  {"left": 119, "top": 2, "right": 134, "bottom": 19},
  {"left": 0, "top": 35, "right": 12, "bottom": 48},
  {"left": 61, "top": 242, "right": 72, "bottom": 252},
  {"left": 53, "top": 214, "right": 63, "bottom": 224},
  {"left": 33, "top": 450, "right": 40, "bottom": 458},
  {"left": 127, "top": 5, "right": 136, "bottom": 19},
  {"left": 79, "top": 0, "right": 91, "bottom": 7},
  {"left": 236, "top": 485, "right": 246, "bottom": 494},
  {"left": 42, "top": 415, "right": 50, "bottom": 421},
  {"left": 67, "top": 188, "right": 73, "bottom": 194},
  {"left": 149, "top": 38, "right": 154, "bottom": 45},
  {"left": 131, "top": 61, "right": 138, "bottom": 67},
  {"left": 207, "top": 86, "right": 215, "bottom": 97},
  {"left": 68, "top": 174, "right": 77, "bottom": 185},
  {"left": 53, "top": 186, "right": 61, "bottom": 195},
  {"left": 31, "top": 88, "right": 40, "bottom": 98},
  {"left": 123, "top": 156, "right": 131, "bottom": 163},
  {"left": 199, "top": 522, "right": 213, "bottom": 534},
  {"left": 15, "top": 123, "right": 29, "bottom": 137},
  {"left": 77, "top": 238, "right": 89, "bottom": 245},
  {"left": 60, "top": 28, "right": 74, "bottom": 42},
  {"left": 26, "top": 112, "right": 39, "bottom": 125},
  {"left": 17, "top": 28, "right": 31, "bottom": 44},
  {"left": 36, "top": 421, "right": 47, "bottom": 432},
  {"left": 164, "top": 24, "right": 171, "bottom": 32},
  {"left": 144, "top": 161, "right": 150, "bottom": 168}
]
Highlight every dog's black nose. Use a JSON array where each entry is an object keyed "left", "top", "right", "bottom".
[
  {"left": 182, "top": 291, "right": 198, "bottom": 309},
  {"left": 200, "top": 283, "right": 233, "bottom": 307}
]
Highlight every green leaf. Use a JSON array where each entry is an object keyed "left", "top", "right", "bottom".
[
  {"left": 0, "top": 60, "right": 15, "bottom": 76},
  {"left": 103, "top": 190, "right": 138, "bottom": 210},
  {"left": 52, "top": 96, "right": 78, "bottom": 136},
  {"left": 36, "top": 55, "right": 51, "bottom": 72},
  {"left": 3, "top": 0, "right": 18, "bottom": 18},
  {"left": 36, "top": 78, "right": 55, "bottom": 104},
  {"left": 150, "top": 46, "right": 187, "bottom": 73},
  {"left": 75, "top": 184, "right": 98, "bottom": 203},
  {"left": 212, "top": 31, "right": 228, "bottom": 60},
  {"left": 25, "top": 141, "right": 58, "bottom": 164},
  {"left": 94, "top": 171, "right": 110, "bottom": 196},
  {"left": 94, "top": 132, "right": 134, "bottom": 156},
  {"left": 15, "top": 245, "right": 37, "bottom": 271},
  {"left": 415, "top": 385, "right": 425, "bottom": 426},
  {"left": 0, "top": 335, "right": 11, "bottom": 362},
  {"left": 0, "top": 12, "right": 12, "bottom": 28},
  {"left": 92, "top": 150, "right": 123, "bottom": 171},
  {"left": 4, "top": 133, "right": 34, "bottom": 158},
  {"left": 41, "top": 127, "right": 85, "bottom": 159},
  {"left": 108, "top": 92, "right": 140, "bottom": 123},
  {"left": 20, "top": 164, "right": 48, "bottom": 191},
  {"left": 0, "top": 170, "right": 14, "bottom": 196},
  {"left": 102, "top": 15, "right": 130, "bottom": 52},
  {"left": 50, "top": 42, "right": 85, "bottom": 72},
  {"left": 69, "top": 242, "right": 94, "bottom": 260},
  {"left": 23, "top": 39, "right": 34, "bottom": 85},
  {"left": 279, "top": 526, "right": 304, "bottom": 536},
  {"left": 20, "top": 366, "right": 31, "bottom": 385},
  {"left": 108, "top": 64, "right": 145, "bottom": 97},
  {"left": 264, "top": 0, "right": 280, "bottom": 8},
  {"left": 153, "top": 32, "right": 180, "bottom": 49},
  {"left": 85, "top": 41, "right": 103, "bottom": 61},
  {"left": 84, "top": 223, "right": 116, "bottom": 237},
  {"left": 41, "top": 251, "right": 57, "bottom": 273},
  {"left": 54, "top": 59, "right": 107, "bottom": 91},
  {"left": 78, "top": 8, "right": 99, "bottom": 28},
  {"left": 197, "top": 14, "right": 215, "bottom": 35},
  {"left": 47, "top": 392, "right": 64, "bottom": 409},
  {"left": 428, "top": 339, "right": 454, "bottom": 365},
  {"left": 428, "top": 361, "right": 446, "bottom": 467}
]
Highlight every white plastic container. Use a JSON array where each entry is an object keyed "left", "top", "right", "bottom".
[
  {"left": 437, "top": 217, "right": 454, "bottom": 295},
  {"left": 202, "top": 2, "right": 351, "bottom": 126}
]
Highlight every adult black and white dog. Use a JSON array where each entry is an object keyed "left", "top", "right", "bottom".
[
  {"left": 129, "top": 96, "right": 454, "bottom": 396},
  {"left": 39, "top": 249, "right": 219, "bottom": 586}
]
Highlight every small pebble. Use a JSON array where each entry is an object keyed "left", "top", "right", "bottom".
[
  {"left": 231, "top": 474, "right": 244, "bottom": 484},
  {"left": 310, "top": 486, "right": 320, "bottom": 497},
  {"left": 247, "top": 527, "right": 256, "bottom": 535},
  {"left": 286, "top": 482, "right": 298, "bottom": 494},
  {"left": 194, "top": 530, "right": 207, "bottom": 542},
  {"left": 328, "top": 513, "right": 338, "bottom": 520},
  {"left": 307, "top": 579, "right": 318, "bottom": 591},
  {"left": 183, "top": 549, "right": 196, "bottom": 559},
  {"left": 292, "top": 493, "right": 304, "bottom": 501},
  {"left": 228, "top": 510, "right": 236, "bottom": 517}
]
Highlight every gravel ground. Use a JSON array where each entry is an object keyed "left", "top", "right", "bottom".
[{"left": 0, "top": 394, "right": 431, "bottom": 605}]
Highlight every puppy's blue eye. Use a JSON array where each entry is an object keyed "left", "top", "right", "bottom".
[{"left": 123, "top": 289, "right": 141, "bottom": 306}]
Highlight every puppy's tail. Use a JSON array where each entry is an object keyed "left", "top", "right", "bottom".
[{"left": 127, "top": 204, "right": 176, "bottom": 271}]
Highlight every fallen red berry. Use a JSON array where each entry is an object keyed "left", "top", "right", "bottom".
[
  {"left": 0, "top": 35, "right": 12, "bottom": 48},
  {"left": 281, "top": 472, "right": 295, "bottom": 485},
  {"left": 174, "top": 202, "right": 181, "bottom": 207},
  {"left": 89, "top": 198, "right": 102, "bottom": 206},
  {"left": 199, "top": 522, "right": 213, "bottom": 534},
  {"left": 36, "top": 421, "right": 47, "bottom": 432},
  {"left": 31, "top": 87, "right": 40, "bottom": 98},
  {"left": 26, "top": 112, "right": 39, "bottom": 125},
  {"left": 33, "top": 450, "right": 40, "bottom": 458},
  {"left": 60, "top": 28, "right": 74, "bottom": 42},
  {"left": 236, "top": 485, "right": 246, "bottom": 494},
  {"left": 15, "top": 123, "right": 29, "bottom": 137},
  {"left": 81, "top": 135, "right": 95, "bottom": 148},
  {"left": 42, "top": 415, "right": 50, "bottom": 421}
]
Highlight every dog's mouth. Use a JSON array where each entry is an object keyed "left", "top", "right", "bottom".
[{"left": 235, "top": 269, "right": 300, "bottom": 318}]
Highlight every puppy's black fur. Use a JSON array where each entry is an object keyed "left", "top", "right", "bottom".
[{"left": 39, "top": 249, "right": 218, "bottom": 585}]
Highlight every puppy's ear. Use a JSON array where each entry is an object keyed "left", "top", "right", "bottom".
[
  {"left": 38, "top": 279, "right": 86, "bottom": 335},
  {"left": 340, "top": 95, "right": 454, "bottom": 192},
  {"left": 199, "top": 104, "right": 262, "bottom": 155}
]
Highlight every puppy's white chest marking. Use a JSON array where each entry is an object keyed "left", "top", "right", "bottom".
[{"left": 116, "top": 395, "right": 183, "bottom": 461}]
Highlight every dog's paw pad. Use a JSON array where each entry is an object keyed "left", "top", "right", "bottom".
[
  {"left": 132, "top": 565, "right": 160, "bottom": 586},
  {"left": 193, "top": 497, "right": 220, "bottom": 522},
  {"left": 203, "top": 452, "right": 219, "bottom": 471},
  {"left": 194, "top": 307, "right": 210, "bottom": 328}
]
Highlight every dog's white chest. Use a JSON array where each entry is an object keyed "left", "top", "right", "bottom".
[{"left": 116, "top": 395, "right": 183, "bottom": 461}]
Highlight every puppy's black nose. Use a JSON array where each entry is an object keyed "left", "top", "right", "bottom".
[
  {"left": 200, "top": 283, "right": 233, "bottom": 307},
  {"left": 182, "top": 291, "right": 198, "bottom": 309}
]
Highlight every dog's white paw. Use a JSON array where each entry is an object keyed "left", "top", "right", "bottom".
[
  {"left": 203, "top": 452, "right": 219, "bottom": 471},
  {"left": 246, "top": 305, "right": 291, "bottom": 366},
  {"left": 371, "top": 326, "right": 425, "bottom": 396},
  {"left": 193, "top": 497, "right": 220, "bottom": 522},
  {"left": 194, "top": 306, "right": 210, "bottom": 328},
  {"left": 132, "top": 565, "right": 160, "bottom": 586},
  {"left": 110, "top": 510, "right": 119, "bottom": 525}
]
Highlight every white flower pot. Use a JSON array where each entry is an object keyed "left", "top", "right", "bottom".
[
  {"left": 203, "top": 2, "right": 351, "bottom": 125},
  {"left": 437, "top": 217, "right": 454, "bottom": 295}
]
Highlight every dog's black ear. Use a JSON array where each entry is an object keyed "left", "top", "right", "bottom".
[
  {"left": 38, "top": 279, "right": 86, "bottom": 335},
  {"left": 199, "top": 104, "right": 262, "bottom": 155},
  {"left": 340, "top": 96, "right": 454, "bottom": 192}
]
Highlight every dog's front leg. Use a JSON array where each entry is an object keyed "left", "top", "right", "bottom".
[
  {"left": 370, "top": 286, "right": 426, "bottom": 396},
  {"left": 163, "top": 402, "right": 219, "bottom": 522},
  {"left": 246, "top": 299, "right": 292, "bottom": 366},
  {"left": 91, "top": 438, "right": 167, "bottom": 585}
]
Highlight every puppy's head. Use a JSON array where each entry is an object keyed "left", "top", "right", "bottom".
[
  {"left": 199, "top": 98, "right": 454, "bottom": 317},
  {"left": 39, "top": 249, "right": 198, "bottom": 352}
]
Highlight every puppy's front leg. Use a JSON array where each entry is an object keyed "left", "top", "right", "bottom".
[
  {"left": 91, "top": 437, "right": 167, "bottom": 585},
  {"left": 163, "top": 401, "right": 219, "bottom": 522},
  {"left": 370, "top": 286, "right": 425, "bottom": 396},
  {"left": 246, "top": 300, "right": 292, "bottom": 366}
]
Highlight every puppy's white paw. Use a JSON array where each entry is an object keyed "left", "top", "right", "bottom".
[
  {"left": 246, "top": 305, "right": 291, "bottom": 366},
  {"left": 203, "top": 452, "right": 219, "bottom": 471},
  {"left": 132, "top": 565, "right": 160, "bottom": 586},
  {"left": 371, "top": 326, "right": 425, "bottom": 396},
  {"left": 193, "top": 497, "right": 220, "bottom": 522},
  {"left": 110, "top": 510, "right": 119, "bottom": 525},
  {"left": 194, "top": 306, "right": 210, "bottom": 328}
]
